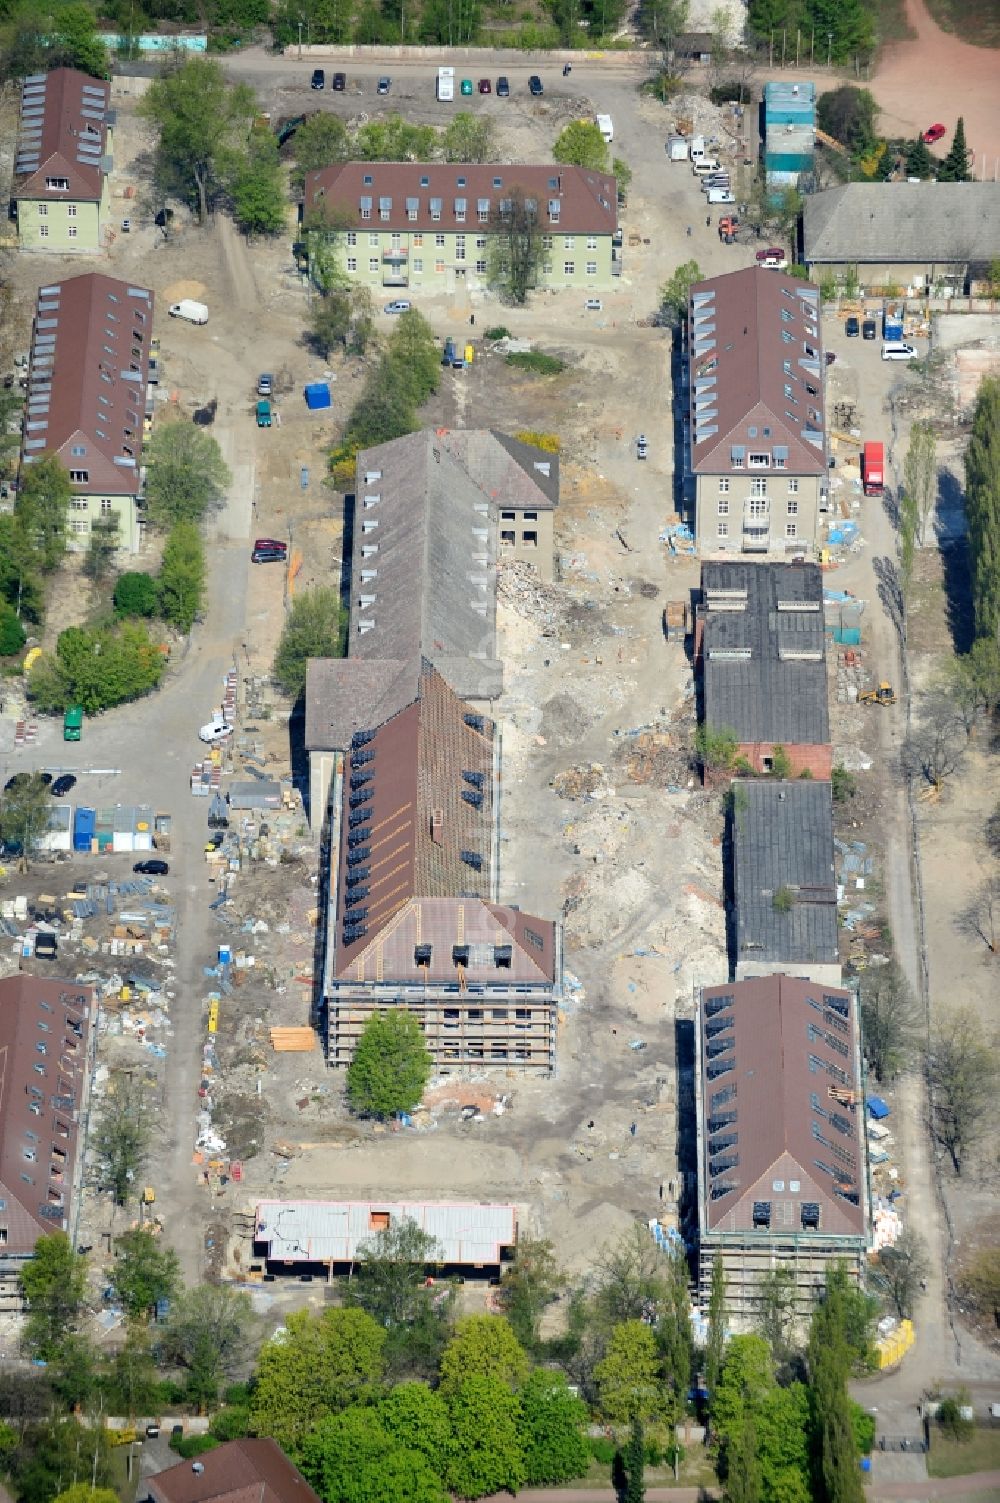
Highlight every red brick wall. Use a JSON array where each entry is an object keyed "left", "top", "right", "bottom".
[{"left": 738, "top": 742, "right": 832, "bottom": 780}]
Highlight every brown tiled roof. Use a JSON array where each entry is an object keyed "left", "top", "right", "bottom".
[
  {"left": 698, "top": 976, "right": 866, "bottom": 1238},
  {"left": 13, "top": 68, "right": 111, "bottom": 204},
  {"left": 0, "top": 976, "right": 93, "bottom": 1257},
  {"left": 146, "top": 1440, "right": 321, "bottom": 1503},
  {"left": 337, "top": 896, "right": 556, "bottom": 985},
  {"left": 688, "top": 267, "right": 827, "bottom": 478},
  {"left": 304, "top": 161, "right": 618, "bottom": 235},
  {"left": 335, "top": 663, "right": 494, "bottom": 963},
  {"left": 23, "top": 273, "right": 154, "bottom": 498}
]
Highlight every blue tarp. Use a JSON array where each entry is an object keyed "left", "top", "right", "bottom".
[
  {"left": 866, "top": 1095, "right": 890, "bottom": 1120},
  {"left": 304, "top": 382, "right": 331, "bottom": 410}
]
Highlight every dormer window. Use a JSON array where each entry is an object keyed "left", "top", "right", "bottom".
[{"left": 45, "top": 177, "right": 69, "bottom": 191}]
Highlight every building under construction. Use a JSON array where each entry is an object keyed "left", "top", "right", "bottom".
[
  {"left": 322, "top": 660, "right": 560, "bottom": 1073},
  {"left": 694, "top": 975, "right": 869, "bottom": 1326}
]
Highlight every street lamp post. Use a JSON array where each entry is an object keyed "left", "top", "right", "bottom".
[
  {"left": 297, "top": 19, "right": 303, "bottom": 58},
  {"left": 827, "top": 30, "right": 833, "bottom": 67}
]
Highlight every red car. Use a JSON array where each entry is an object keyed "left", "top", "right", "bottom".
[
  {"left": 478, "top": 78, "right": 491, "bottom": 93},
  {"left": 253, "top": 538, "right": 287, "bottom": 552},
  {"left": 922, "top": 123, "right": 946, "bottom": 144}
]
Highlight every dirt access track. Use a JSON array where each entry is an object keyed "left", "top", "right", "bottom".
[{"left": 872, "top": 0, "right": 1000, "bottom": 167}]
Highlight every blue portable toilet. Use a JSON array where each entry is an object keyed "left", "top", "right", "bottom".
[
  {"left": 304, "top": 382, "right": 331, "bottom": 410},
  {"left": 73, "top": 806, "right": 96, "bottom": 852}
]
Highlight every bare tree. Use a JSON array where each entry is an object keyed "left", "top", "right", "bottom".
[
  {"left": 928, "top": 1007, "right": 999, "bottom": 1175},
  {"left": 93, "top": 1069, "right": 154, "bottom": 1206},
  {"left": 858, "top": 959, "right": 920, "bottom": 1082},
  {"left": 901, "top": 710, "right": 967, "bottom": 789},
  {"left": 957, "top": 873, "right": 1000, "bottom": 955},
  {"left": 903, "top": 420, "right": 938, "bottom": 546},
  {"left": 487, "top": 186, "right": 543, "bottom": 306},
  {"left": 872, "top": 1228, "right": 930, "bottom": 1318}
]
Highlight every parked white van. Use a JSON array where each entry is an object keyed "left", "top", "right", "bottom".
[
  {"left": 706, "top": 188, "right": 736, "bottom": 204},
  {"left": 595, "top": 114, "right": 614, "bottom": 143},
  {"left": 881, "top": 342, "right": 917, "bottom": 361},
  {"left": 692, "top": 159, "right": 722, "bottom": 177}
]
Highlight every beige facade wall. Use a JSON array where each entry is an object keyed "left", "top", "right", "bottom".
[
  {"left": 809, "top": 260, "right": 968, "bottom": 292},
  {"left": 498, "top": 504, "right": 554, "bottom": 580},
  {"left": 66, "top": 492, "right": 139, "bottom": 553},
  {"left": 695, "top": 471, "right": 823, "bottom": 557}
]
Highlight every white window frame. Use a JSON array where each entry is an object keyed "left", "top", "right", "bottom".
[
  {"left": 718, "top": 521, "right": 729, "bottom": 538},
  {"left": 718, "top": 499, "right": 729, "bottom": 516},
  {"left": 586, "top": 261, "right": 597, "bottom": 276},
  {"left": 748, "top": 453, "right": 770, "bottom": 469},
  {"left": 563, "top": 261, "right": 575, "bottom": 275},
  {"left": 718, "top": 477, "right": 730, "bottom": 493},
  {"left": 788, "top": 477, "right": 799, "bottom": 494},
  {"left": 346, "top": 257, "right": 357, "bottom": 272},
  {"left": 750, "top": 477, "right": 768, "bottom": 497},
  {"left": 787, "top": 498, "right": 799, "bottom": 516}
]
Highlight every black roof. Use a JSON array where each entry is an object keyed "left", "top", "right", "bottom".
[
  {"left": 734, "top": 780, "right": 839, "bottom": 967},
  {"left": 702, "top": 561, "right": 830, "bottom": 746}
]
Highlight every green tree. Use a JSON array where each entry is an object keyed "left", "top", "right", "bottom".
[
  {"left": 53, "top": 1487, "right": 120, "bottom": 1503},
  {"left": 440, "top": 1315, "right": 529, "bottom": 1393},
  {"left": 109, "top": 1228, "right": 180, "bottom": 1321},
  {"left": 519, "top": 1369, "right": 589, "bottom": 1485},
  {"left": 622, "top": 1416, "right": 646, "bottom": 1503},
  {"left": 346, "top": 1218, "right": 454, "bottom": 1379},
  {"left": 158, "top": 521, "right": 206, "bottom": 632},
  {"left": 496, "top": 1236, "right": 566, "bottom": 1352},
  {"left": 553, "top": 121, "right": 609, "bottom": 172},
  {"left": 300, "top": 1408, "right": 448, "bottom": 1503},
  {"left": 92, "top": 1067, "right": 154, "bottom": 1205},
  {"left": 311, "top": 287, "right": 376, "bottom": 359},
  {"left": 937, "top": 117, "right": 972, "bottom": 183},
  {"left": 0, "top": 514, "right": 45, "bottom": 623},
  {"left": 903, "top": 136, "right": 935, "bottom": 179},
  {"left": 346, "top": 1009, "right": 432, "bottom": 1120},
  {"left": 20, "top": 1235, "right": 88, "bottom": 1361},
  {"left": 903, "top": 421, "right": 938, "bottom": 545},
  {"left": 163, "top": 1285, "right": 254, "bottom": 1412},
  {"left": 723, "top": 1413, "right": 761, "bottom": 1503},
  {"left": 28, "top": 621, "right": 166, "bottom": 714},
  {"left": 872, "top": 1227, "right": 930, "bottom": 1319},
  {"left": 613, "top": 156, "right": 633, "bottom": 199},
  {"left": 48, "top": 1333, "right": 97, "bottom": 1411},
  {"left": 272, "top": 585, "right": 347, "bottom": 699},
  {"left": 638, "top": 0, "right": 688, "bottom": 45},
  {"left": 712, "top": 1334, "right": 774, "bottom": 1451},
  {"left": 53, "top": 4, "right": 109, "bottom": 76},
  {"left": 143, "top": 422, "right": 231, "bottom": 529},
  {"left": 250, "top": 1307, "right": 385, "bottom": 1453},
  {"left": 229, "top": 127, "right": 287, "bottom": 240},
  {"left": 15, "top": 455, "right": 70, "bottom": 573},
  {"left": 355, "top": 114, "right": 437, "bottom": 162},
  {"left": 487, "top": 186, "right": 544, "bottom": 306},
  {"left": 0, "top": 604, "right": 26, "bottom": 656},
  {"left": 594, "top": 1320, "right": 664, "bottom": 1426},
  {"left": 753, "top": 1266, "right": 799, "bottom": 1366},
  {"left": 816, "top": 86, "right": 878, "bottom": 157},
  {"left": 292, "top": 114, "right": 350, "bottom": 188},
  {"left": 807, "top": 1266, "right": 874, "bottom": 1503},
  {"left": 111, "top": 1322, "right": 161, "bottom": 1418},
  {"left": 704, "top": 1254, "right": 727, "bottom": 1399},
  {"left": 442, "top": 112, "right": 497, "bottom": 164},
  {"left": 592, "top": 1223, "right": 670, "bottom": 1329},
  {"left": 660, "top": 259, "right": 702, "bottom": 322},
  {"left": 899, "top": 483, "right": 918, "bottom": 593},
  {"left": 114, "top": 571, "right": 159, "bottom": 619},
  {"left": 964, "top": 376, "right": 1000, "bottom": 642},
  {"left": 9, "top": 1427, "right": 115, "bottom": 1503},
  {"left": 858, "top": 959, "right": 919, "bottom": 1083},
  {"left": 84, "top": 514, "right": 120, "bottom": 584},
  {"left": 383, "top": 308, "right": 440, "bottom": 408},
  {"left": 444, "top": 1375, "right": 526, "bottom": 1499},
  {"left": 379, "top": 1383, "right": 454, "bottom": 1475},
  {"left": 141, "top": 55, "right": 258, "bottom": 223},
  {"left": 658, "top": 1241, "right": 693, "bottom": 1420},
  {"left": 0, "top": 773, "right": 54, "bottom": 868}
]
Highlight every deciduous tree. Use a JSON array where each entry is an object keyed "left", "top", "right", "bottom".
[
  {"left": 520, "top": 1369, "right": 589, "bottom": 1485},
  {"left": 594, "top": 1320, "right": 664, "bottom": 1425},
  {"left": 496, "top": 1236, "right": 566, "bottom": 1352},
  {"left": 143, "top": 422, "right": 231, "bottom": 529},
  {"left": 872, "top": 1227, "right": 930, "bottom": 1319},
  {"left": 858, "top": 958, "right": 920, "bottom": 1082},
  {"left": 162, "top": 1285, "right": 254, "bottom": 1412},
  {"left": 346, "top": 1009, "right": 432, "bottom": 1120},
  {"left": 704, "top": 1254, "right": 727, "bottom": 1399},
  {"left": 379, "top": 1383, "right": 454, "bottom": 1475},
  {"left": 141, "top": 56, "right": 258, "bottom": 223},
  {"left": 487, "top": 187, "right": 543, "bottom": 306},
  {"left": 250, "top": 1307, "right": 384, "bottom": 1452},
  {"left": 300, "top": 1408, "right": 448, "bottom": 1503},
  {"left": 28, "top": 622, "right": 166, "bottom": 714},
  {"left": 20, "top": 1235, "right": 88, "bottom": 1361},
  {"left": 929, "top": 1005, "right": 999, "bottom": 1174},
  {"left": 0, "top": 773, "right": 54, "bottom": 868},
  {"left": 346, "top": 1219, "right": 454, "bottom": 1379},
  {"left": 158, "top": 521, "right": 206, "bottom": 633},
  {"left": 15, "top": 455, "right": 70, "bottom": 573},
  {"left": 660, "top": 260, "right": 702, "bottom": 322},
  {"left": 440, "top": 1315, "right": 529, "bottom": 1393},
  {"left": 553, "top": 121, "right": 609, "bottom": 172},
  {"left": 93, "top": 1068, "right": 154, "bottom": 1205},
  {"left": 442, "top": 112, "right": 497, "bottom": 163},
  {"left": 903, "top": 421, "right": 938, "bottom": 545},
  {"left": 292, "top": 114, "right": 350, "bottom": 188},
  {"left": 592, "top": 1223, "right": 670, "bottom": 1329},
  {"left": 114, "top": 572, "right": 159, "bottom": 619},
  {"left": 109, "top": 1228, "right": 180, "bottom": 1321},
  {"left": 444, "top": 1375, "right": 526, "bottom": 1499},
  {"left": 355, "top": 114, "right": 436, "bottom": 162},
  {"left": 229, "top": 126, "right": 287, "bottom": 240}
]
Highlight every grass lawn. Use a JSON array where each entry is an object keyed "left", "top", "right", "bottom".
[
  {"left": 927, "top": 1427, "right": 1000, "bottom": 1478},
  {"left": 924, "top": 0, "right": 1000, "bottom": 47},
  {"left": 560, "top": 1445, "right": 719, "bottom": 1491}
]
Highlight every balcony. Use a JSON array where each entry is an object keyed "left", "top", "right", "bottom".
[
  {"left": 742, "top": 525, "right": 771, "bottom": 552},
  {"left": 382, "top": 247, "right": 408, "bottom": 261}
]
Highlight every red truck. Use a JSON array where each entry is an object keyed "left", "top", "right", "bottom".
[{"left": 862, "top": 441, "right": 884, "bottom": 497}]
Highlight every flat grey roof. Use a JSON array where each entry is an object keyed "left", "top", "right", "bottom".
[
  {"left": 254, "top": 1199, "right": 517, "bottom": 1265},
  {"left": 734, "top": 779, "right": 839, "bottom": 967},
  {"left": 702, "top": 560, "right": 830, "bottom": 746}
]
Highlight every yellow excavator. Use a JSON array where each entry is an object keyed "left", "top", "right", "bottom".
[{"left": 859, "top": 681, "right": 896, "bottom": 706}]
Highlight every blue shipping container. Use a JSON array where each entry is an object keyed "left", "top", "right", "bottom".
[
  {"left": 304, "top": 382, "right": 331, "bottom": 410},
  {"left": 73, "top": 806, "right": 96, "bottom": 852}
]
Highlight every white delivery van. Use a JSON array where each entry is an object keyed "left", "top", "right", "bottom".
[
  {"left": 692, "top": 159, "right": 721, "bottom": 177},
  {"left": 436, "top": 66, "right": 454, "bottom": 101},
  {"left": 169, "top": 300, "right": 208, "bottom": 324},
  {"left": 689, "top": 135, "right": 706, "bottom": 161},
  {"left": 595, "top": 114, "right": 614, "bottom": 144},
  {"left": 706, "top": 188, "right": 736, "bottom": 204}
]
